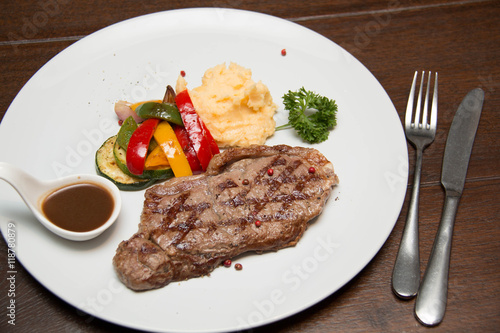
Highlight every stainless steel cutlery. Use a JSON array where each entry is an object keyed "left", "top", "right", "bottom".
[{"left": 392, "top": 72, "right": 484, "bottom": 326}]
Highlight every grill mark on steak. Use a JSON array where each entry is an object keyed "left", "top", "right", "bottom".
[
  {"left": 247, "top": 159, "right": 306, "bottom": 221},
  {"left": 156, "top": 202, "right": 212, "bottom": 246},
  {"left": 113, "top": 145, "right": 339, "bottom": 291},
  {"left": 217, "top": 179, "right": 239, "bottom": 192},
  {"left": 253, "top": 155, "right": 288, "bottom": 188}
]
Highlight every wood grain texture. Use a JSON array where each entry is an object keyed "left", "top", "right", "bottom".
[
  {"left": 0, "top": 0, "right": 467, "bottom": 42},
  {"left": 1, "top": 0, "right": 499, "bottom": 332}
]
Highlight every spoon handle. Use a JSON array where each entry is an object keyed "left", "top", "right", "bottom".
[{"left": 0, "top": 162, "right": 41, "bottom": 207}]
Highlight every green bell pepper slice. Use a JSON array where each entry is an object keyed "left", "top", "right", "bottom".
[
  {"left": 116, "top": 116, "right": 138, "bottom": 150},
  {"left": 135, "top": 102, "right": 184, "bottom": 126}
]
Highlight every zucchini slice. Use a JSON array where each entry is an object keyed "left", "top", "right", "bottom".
[{"left": 95, "top": 136, "right": 156, "bottom": 191}]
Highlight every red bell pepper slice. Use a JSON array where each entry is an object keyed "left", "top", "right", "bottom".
[
  {"left": 126, "top": 118, "right": 160, "bottom": 175},
  {"left": 201, "top": 121, "right": 220, "bottom": 155},
  {"left": 173, "top": 125, "right": 203, "bottom": 174},
  {"left": 175, "top": 90, "right": 218, "bottom": 171}
]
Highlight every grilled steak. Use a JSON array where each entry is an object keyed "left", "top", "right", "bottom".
[{"left": 113, "top": 145, "right": 339, "bottom": 291}]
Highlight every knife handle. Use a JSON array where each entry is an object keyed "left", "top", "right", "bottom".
[
  {"left": 415, "top": 194, "right": 460, "bottom": 326},
  {"left": 392, "top": 148, "right": 423, "bottom": 298}
]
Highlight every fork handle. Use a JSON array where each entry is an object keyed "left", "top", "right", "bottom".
[{"left": 392, "top": 147, "right": 423, "bottom": 298}]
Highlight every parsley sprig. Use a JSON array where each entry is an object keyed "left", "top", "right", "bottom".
[{"left": 275, "top": 87, "right": 338, "bottom": 144}]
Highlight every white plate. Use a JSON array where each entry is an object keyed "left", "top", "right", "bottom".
[{"left": 0, "top": 8, "right": 408, "bottom": 333}]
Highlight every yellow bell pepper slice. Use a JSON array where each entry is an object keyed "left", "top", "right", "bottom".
[
  {"left": 153, "top": 121, "right": 193, "bottom": 178},
  {"left": 144, "top": 145, "right": 170, "bottom": 170}
]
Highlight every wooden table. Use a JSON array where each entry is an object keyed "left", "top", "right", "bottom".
[{"left": 1, "top": 1, "right": 499, "bottom": 332}]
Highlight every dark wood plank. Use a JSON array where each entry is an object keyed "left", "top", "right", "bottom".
[
  {"left": 0, "top": 41, "right": 74, "bottom": 120},
  {"left": 1, "top": 0, "right": 471, "bottom": 42}
]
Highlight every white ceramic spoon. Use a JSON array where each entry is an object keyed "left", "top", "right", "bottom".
[{"left": 0, "top": 162, "right": 121, "bottom": 241}]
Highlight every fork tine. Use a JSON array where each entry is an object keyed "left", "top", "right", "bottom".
[
  {"left": 430, "top": 72, "right": 438, "bottom": 130},
  {"left": 422, "top": 71, "right": 432, "bottom": 128},
  {"left": 406, "top": 71, "right": 418, "bottom": 128},
  {"left": 414, "top": 71, "right": 425, "bottom": 127}
]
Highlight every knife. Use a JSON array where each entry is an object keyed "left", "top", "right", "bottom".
[{"left": 414, "top": 88, "right": 484, "bottom": 326}]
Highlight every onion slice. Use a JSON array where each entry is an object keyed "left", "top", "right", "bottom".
[{"left": 114, "top": 100, "right": 143, "bottom": 123}]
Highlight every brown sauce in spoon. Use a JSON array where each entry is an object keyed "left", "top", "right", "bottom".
[{"left": 42, "top": 182, "right": 114, "bottom": 232}]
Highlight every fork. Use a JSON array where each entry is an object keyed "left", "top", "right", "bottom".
[{"left": 392, "top": 71, "right": 438, "bottom": 299}]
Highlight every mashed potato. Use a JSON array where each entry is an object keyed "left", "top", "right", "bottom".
[{"left": 176, "top": 62, "right": 277, "bottom": 147}]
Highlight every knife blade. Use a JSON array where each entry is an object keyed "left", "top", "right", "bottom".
[
  {"left": 415, "top": 88, "right": 484, "bottom": 326},
  {"left": 441, "top": 88, "right": 484, "bottom": 196}
]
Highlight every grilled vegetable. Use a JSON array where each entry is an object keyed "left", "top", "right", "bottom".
[
  {"left": 126, "top": 118, "right": 160, "bottom": 175},
  {"left": 135, "top": 102, "right": 184, "bottom": 126},
  {"left": 95, "top": 136, "right": 156, "bottom": 191},
  {"left": 114, "top": 139, "right": 173, "bottom": 180},
  {"left": 153, "top": 121, "right": 193, "bottom": 178},
  {"left": 173, "top": 125, "right": 203, "bottom": 173},
  {"left": 116, "top": 116, "right": 137, "bottom": 150},
  {"left": 175, "top": 90, "right": 219, "bottom": 171},
  {"left": 144, "top": 145, "right": 170, "bottom": 170}
]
